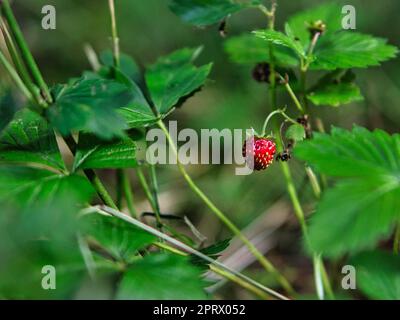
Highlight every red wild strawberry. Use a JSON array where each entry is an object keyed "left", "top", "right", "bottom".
[{"left": 242, "top": 136, "right": 276, "bottom": 171}]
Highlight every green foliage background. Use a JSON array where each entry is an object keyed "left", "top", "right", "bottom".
[{"left": 1, "top": 0, "right": 400, "bottom": 300}]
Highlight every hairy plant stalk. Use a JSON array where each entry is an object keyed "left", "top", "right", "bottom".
[
  {"left": 121, "top": 170, "right": 137, "bottom": 217},
  {"left": 96, "top": 205, "right": 290, "bottom": 300},
  {"left": 0, "top": 19, "right": 43, "bottom": 105},
  {"left": 0, "top": 48, "right": 31, "bottom": 99},
  {"left": 1, "top": 0, "right": 52, "bottom": 103},
  {"left": 155, "top": 241, "right": 270, "bottom": 300},
  {"left": 108, "top": 0, "right": 120, "bottom": 68},
  {"left": 157, "top": 119, "right": 294, "bottom": 295},
  {"left": 261, "top": 2, "right": 334, "bottom": 300}
]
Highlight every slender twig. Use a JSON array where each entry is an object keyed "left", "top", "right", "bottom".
[
  {"left": 157, "top": 119, "right": 294, "bottom": 295},
  {"left": 1, "top": 0, "right": 52, "bottom": 103},
  {"left": 0, "top": 48, "right": 31, "bottom": 99},
  {"left": 0, "top": 19, "right": 43, "bottom": 105},
  {"left": 121, "top": 170, "right": 138, "bottom": 217},
  {"left": 95, "top": 205, "right": 290, "bottom": 300}
]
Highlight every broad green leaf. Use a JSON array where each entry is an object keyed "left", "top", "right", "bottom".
[
  {"left": 295, "top": 126, "right": 400, "bottom": 257},
  {"left": 287, "top": 3, "right": 343, "bottom": 47},
  {"left": 350, "top": 250, "right": 400, "bottom": 300},
  {"left": 0, "top": 196, "right": 89, "bottom": 299},
  {"left": 169, "top": 0, "right": 258, "bottom": 27},
  {"left": 285, "top": 124, "right": 306, "bottom": 141},
  {"left": 73, "top": 133, "right": 137, "bottom": 171},
  {"left": 0, "top": 109, "right": 66, "bottom": 172},
  {"left": 117, "top": 253, "right": 207, "bottom": 299},
  {"left": 48, "top": 77, "right": 133, "bottom": 139},
  {"left": 311, "top": 31, "right": 398, "bottom": 70},
  {"left": 115, "top": 72, "right": 159, "bottom": 128},
  {"left": 81, "top": 213, "right": 155, "bottom": 262},
  {"left": 307, "top": 82, "right": 363, "bottom": 107},
  {"left": 253, "top": 29, "right": 305, "bottom": 59},
  {"left": 224, "top": 34, "right": 299, "bottom": 67},
  {"left": 0, "top": 92, "right": 18, "bottom": 134},
  {"left": 146, "top": 48, "right": 212, "bottom": 114},
  {"left": 0, "top": 166, "right": 94, "bottom": 206}
]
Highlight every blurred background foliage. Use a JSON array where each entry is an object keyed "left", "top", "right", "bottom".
[{"left": 0, "top": 0, "right": 399, "bottom": 299}]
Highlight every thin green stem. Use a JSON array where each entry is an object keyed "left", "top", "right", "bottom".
[
  {"left": 157, "top": 119, "right": 295, "bottom": 295},
  {"left": 136, "top": 167, "right": 163, "bottom": 228},
  {"left": 97, "top": 205, "right": 289, "bottom": 300},
  {"left": 108, "top": 0, "right": 120, "bottom": 68},
  {"left": 0, "top": 19, "right": 43, "bottom": 105},
  {"left": 1, "top": 0, "right": 52, "bottom": 103},
  {"left": 121, "top": 170, "right": 138, "bottom": 217},
  {"left": 0, "top": 48, "right": 31, "bottom": 99},
  {"left": 155, "top": 241, "right": 270, "bottom": 299}
]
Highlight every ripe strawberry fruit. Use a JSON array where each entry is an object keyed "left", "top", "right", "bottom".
[{"left": 242, "top": 136, "right": 276, "bottom": 171}]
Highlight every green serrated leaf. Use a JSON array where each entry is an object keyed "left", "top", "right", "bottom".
[
  {"left": 48, "top": 77, "right": 133, "bottom": 139},
  {"left": 307, "top": 82, "right": 363, "bottom": 107},
  {"left": 350, "top": 250, "right": 400, "bottom": 300},
  {"left": 285, "top": 124, "right": 306, "bottom": 141},
  {"left": 146, "top": 48, "right": 212, "bottom": 114},
  {"left": 224, "top": 34, "right": 298, "bottom": 67},
  {"left": 295, "top": 126, "right": 400, "bottom": 257},
  {"left": 0, "top": 109, "right": 66, "bottom": 172},
  {"left": 0, "top": 166, "right": 94, "bottom": 206},
  {"left": 253, "top": 29, "right": 305, "bottom": 59},
  {"left": 311, "top": 31, "right": 398, "bottom": 70},
  {"left": 117, "top": 253, "right": 207, "bottom": 299},
  {"left": 81, "top": 213, "right": 155, "bottom": 262},
  {"left": 287, "top": 3, "right": 343, "bottom": 47},
  {"left": 0, "top": 92, "right": 18, "bottom": 134},
  {"left": 169, "top": 0, "right": 255, "bottom": 27},
  {"left": 100, "top": 50, "right": 141, "bottom": 84},
  {"left": 73, "top": 133, "right": 137, "bottom": 171}
]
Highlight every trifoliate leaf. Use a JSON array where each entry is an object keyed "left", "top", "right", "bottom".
[
  {"left": 0, "top": 109, "right": 65, "bottom": 172},
  {"left": 146, "top": 47, "right": 212, "bottom": 115},
  {"left": 81, "top": 213, "right": 155, "bottom": 262},
  {"left": 117, "top": 253, "right": 207, "bottom": 299},
  {"left": 311, "top": 31, "right": 398, "bottom": 70},
  {"left": 295, "top": 126, "right": 400, "bottom": 257},
  {"left": 169, "top": 0, "right": 258, "bottom": 27},
  {"left": 253, "top": 29, "right": 305, "bottom": 59},
  {"left": 224, "top": 34, "right": 299, "bottom": 67},
  {"left": 48, "top": 77, "right": 133, "bottom": 139},
  {"left": 350, "top": 250, "right": 400, "bottom": 300},
  {"left": 73, "top": 133, "right": 137, "bottom": 171},
  {"left": 286, "top": 124, "right": 306, "bottom": 142}
]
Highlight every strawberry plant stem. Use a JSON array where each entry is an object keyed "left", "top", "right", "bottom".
[
  {"left": 0, "top": 48, "right": 31, "bottom": 99},
  {"left": 1, "top": 0, "right": 52, "bottom": 103},
  {"left": 155, "top": 241, "right": 271, "bottom": 300},
  {"left": 108, "top": 0, "right": 120, "bottom": 68},
  {"left": 98, "top": 205, "right": 289, "bottom": 300},
  {"left": 0, "top": 19, "right": 43, "bottom": 105},
  {"left": 157, "top": 119, "right": 295, "bottom": 295},
  {"left": 121, "top": 170, "right": 137, "bottom": 217}
]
